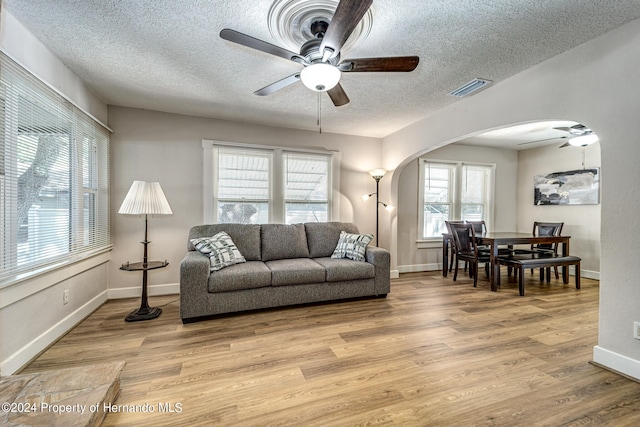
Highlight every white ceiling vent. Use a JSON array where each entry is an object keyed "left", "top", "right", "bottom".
[{"left": 448, "top": 78, "right": 492, "bottom": 97}]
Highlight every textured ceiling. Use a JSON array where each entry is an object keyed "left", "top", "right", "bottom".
[{"left": 5, "top": 0, "right": 640, "bottom": 139}]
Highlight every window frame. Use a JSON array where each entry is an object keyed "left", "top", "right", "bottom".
[
  {"left": 0, "top": 52, "right": 111, "bottom": 287},
  {"left": 418, "top": 158, "right": 495, "bottom": 241},
  {"left": 202, "top": 140, "right": 339, "bottom": 224}
]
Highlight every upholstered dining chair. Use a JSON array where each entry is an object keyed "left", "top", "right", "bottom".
[
  {"left": 515, "top": 221, "right": 564, "bottom": 280},
  {"left": 449, "top": 222, "right": 490, "bottom": 288}
]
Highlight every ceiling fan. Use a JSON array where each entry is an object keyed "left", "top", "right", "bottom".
[
  {"left": 220, "top": 0, "right": 419, "bottom": 107},
  {"left": 554, "top": 124, "right": 599, "bottom": 147},
  {"left": 516, "top": 123, "right": 599, "bottom": 148}
]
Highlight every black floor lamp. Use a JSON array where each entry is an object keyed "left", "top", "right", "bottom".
[
  {"left": 118, "top": 181, "right": 173, "bottom": 322},
  {"left": 362, "top": 169, "right": 394, "bottom": 246}
]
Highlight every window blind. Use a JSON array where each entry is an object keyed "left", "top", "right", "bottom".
[
  {"left": 0, "top": 52, "right": 111, "bottom": 284},
  {"left": 284, "top": 151, "right": 330, "bottom": 223}
]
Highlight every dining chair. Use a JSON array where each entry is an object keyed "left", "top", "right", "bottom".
[
  {"left": 445, "top": 220, "right": 466, "bottom": 273},
  {"left": 449, "top": 222, "right": 490, "bottom": 288},
  {"left": 466, "top": 220, "right": 487, "bottom": 235},
  {"left": 515, "top": 221, "right": 564, "bottom": 280}
]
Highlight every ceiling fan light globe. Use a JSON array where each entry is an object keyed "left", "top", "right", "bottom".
[
  {"left": 300, "top": 63, "right": 341, "bottom": 92},
  {"left": 569, "top": 133, "right": 599, "bottom": 146}
]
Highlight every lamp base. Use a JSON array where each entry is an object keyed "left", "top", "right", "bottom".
[{"left": 125, "top": 306, "right": 162, "bottom": 322}]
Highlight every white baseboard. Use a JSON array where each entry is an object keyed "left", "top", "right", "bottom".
[
  {"left": 390, "top": 270, "right": 400, "bottom": 279},
  {"left": 593, "top": 345, "right": 640, "bottom": 381},
  {"left": 398, "top": 263, "right": 440, "bottom": 273},
  {"left": 1, "top": 290, "right": 108, "bottom": 376},
  {"left": 107, "top": 282, "right": 180, "bottom": 299}
]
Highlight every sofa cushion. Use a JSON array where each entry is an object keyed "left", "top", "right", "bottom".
[
  {"left": 191, "top": 232, "right": 246, "bottom": 271},
  {"left": 208, "top": 261, "right": 271, "bottom": 293},
  {"left": 305, "top": 222, "right": 360, "bottom": 258},
  {"left": 266, "top": 258, "right": 326, "bottom": 286},
  {"left": 331, "top": 231, "right": 374, "bottom": 262},
  {"left": 261, "top": 223, "right": 310, "bottom": 262},
  {"left": 313, "top": 257, "right": 375, "bottom": 282},
  {"left": 188, "top": 224, "right": 261, "bottom": 261}
]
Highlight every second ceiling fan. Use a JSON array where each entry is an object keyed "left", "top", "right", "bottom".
[{"left": 220, "top": 0, "right": 419, "bottom": 107}]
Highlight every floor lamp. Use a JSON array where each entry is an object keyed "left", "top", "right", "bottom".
[
  {"left": 362, "top": 169, "right": 394, "bottom": 246},
  {"left": 118, "top": 181, "right": 173, "bottom": 322}
]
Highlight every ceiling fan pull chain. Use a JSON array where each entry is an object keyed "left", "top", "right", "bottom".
[{"left": 317, "top": 91, "right": 322, "bottom": 134}]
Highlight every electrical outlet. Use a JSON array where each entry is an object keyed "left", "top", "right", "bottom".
[
  {"left": 634, "top": 322, "right": 640, "bottom": 340},
  {"left": 63, "top": 290, "right": 70, "bottom": 305}
]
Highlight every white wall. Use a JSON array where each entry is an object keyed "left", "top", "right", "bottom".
[
  {"left": 0, "top": 9, "right": 107, "bottom": 124},
  {"left": 108, "top": 106, "right": 384, "bottom": 296},
  {"left": 0, "top": 8, "right": 110, "bottom": 375},
  {"left": 517, "top": 143, "right": 601, "bottom": 278},
  {"left": 382, "top": 19, "right": 640, "bottom": 379},
  {"left": 396, "top": 144, "right": 517, "bottom": 272}
]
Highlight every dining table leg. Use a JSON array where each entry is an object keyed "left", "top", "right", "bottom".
[{"left": 490, "top": 242, "right": 499, "bottom": 291}]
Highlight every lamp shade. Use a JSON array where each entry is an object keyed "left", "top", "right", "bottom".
[
  {"left": 118, "top": 181, "right": 173, "bottom": 215},
  {"left": 369, "top": 169, "right": 387, "bottom": 180},
  {"left": 300, "top": 63, "right": 341, "bottom": 92}
]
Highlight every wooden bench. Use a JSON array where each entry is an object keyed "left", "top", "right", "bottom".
[{"left": 495, "top": 254, "right": 581, "bottom": 296}]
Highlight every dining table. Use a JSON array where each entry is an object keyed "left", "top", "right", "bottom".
[{"left": 443, "top": 232, "right": 571, "bottom": 291}]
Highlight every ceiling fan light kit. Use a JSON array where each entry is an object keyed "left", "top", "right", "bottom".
[
  {"left": 300, "top": 63, "right": 341, "bottom": 91},
  {"left": 568, "top": 133, "right": 599, "bottom": 146}
]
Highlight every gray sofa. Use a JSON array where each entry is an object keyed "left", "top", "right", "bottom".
[{"left": 180, "top": 222, "right": 390, "bottom": 322}]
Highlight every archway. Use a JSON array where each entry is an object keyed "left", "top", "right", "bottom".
[{"left": 387, "top": 120, "right": 600, "bottom": 280}]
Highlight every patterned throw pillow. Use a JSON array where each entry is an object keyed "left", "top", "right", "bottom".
[
  {"left": 191, "top": 231, "right": 246, "bottom": 271},
  {"left": 331, "top": 231, "right": 374, "bottom": 262}
]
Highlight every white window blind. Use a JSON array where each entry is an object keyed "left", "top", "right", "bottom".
[
  {"left": 214, "top": 146, "right": 271, "bottom": 224},
  {"left": 284, "top": 151, "right": 330, "bottom": 223},
  {"left": 0, "top": 52, "right": 111, "bottom": 284}
]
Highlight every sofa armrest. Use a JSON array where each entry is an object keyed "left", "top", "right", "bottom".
[
  {"left": 180, "top": 251, "right": 211, "bottom": 313},
  {"left": 365, "top": 246, "right": 391, "bottom": 295}
]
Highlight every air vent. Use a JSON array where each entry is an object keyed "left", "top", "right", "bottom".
[{"left": 448, "top": 78, "right": 492, "bottom": 97}]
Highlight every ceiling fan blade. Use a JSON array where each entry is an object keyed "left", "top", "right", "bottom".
[
  {"left": 554, "top": 124, "right": 590, "bottom": 135},
  {"left": 327, "top": 83, "right": 350, "bottom": 106},
  {"left": 553, "top": 127, "right": 572, "bottom": 133},
  {"left": 254, "top": 73, "right": 301, "bottom": 96},
  {"left": 517, "top": 136, "right": 567, "bottom": 146},
  {"left": 339, "top": 56, "right": 420, "bottom": 72},
  {"left": 320, "top": 0, "right": 373, "bottom": 60},
  {"left": 220, "top": 29, "right": 303, "bottom": 63}
]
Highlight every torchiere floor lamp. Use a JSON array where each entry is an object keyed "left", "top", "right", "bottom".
[{"left": 362, "top": 169, "right": 394, "bottom": 246}]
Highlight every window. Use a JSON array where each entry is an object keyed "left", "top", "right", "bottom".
[
  {"left": 205, "top": 143, "right": 334, "bottom": 224},
  {"left": 418, "top": 159, "right": 494, "bottom": 239},
  {"left": 0, "top": 52, "right": 111, "bottom": 284},
  {"left": 284, "top": 152, "right": 329, "bottom": 223}
]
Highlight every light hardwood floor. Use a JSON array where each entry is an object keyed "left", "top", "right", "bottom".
[{"left": 21, "top": 271, "right": 640, "bottom": 426}]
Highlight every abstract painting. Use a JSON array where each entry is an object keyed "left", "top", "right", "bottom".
[{"left": 534, "top": 168, "right": 600, "bottom": 205}]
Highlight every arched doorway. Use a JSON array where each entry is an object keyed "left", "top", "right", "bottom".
[{"left": 390, "top": 120, "right": 601, "bottom": 280}]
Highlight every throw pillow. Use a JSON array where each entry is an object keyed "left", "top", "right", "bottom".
[
  {"left": 331, "top": 231, "right": 374, "bottom": 262},
  {"left": 191, "top": 231, "right": 246, "bottom": 271}
]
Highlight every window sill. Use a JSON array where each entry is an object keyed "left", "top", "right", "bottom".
[
  {"left": 416, "top": 239, "right": 444, "bottom": 249},
  {"left": 0, "top": 247, "right": 112, "bottom": 309}
]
